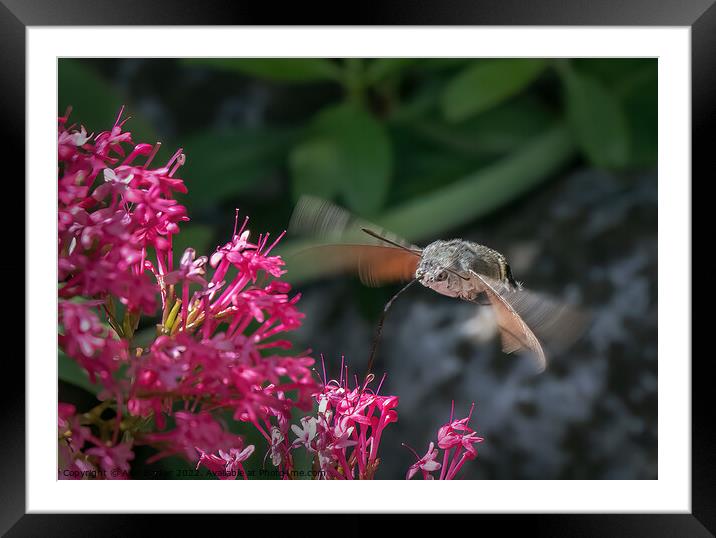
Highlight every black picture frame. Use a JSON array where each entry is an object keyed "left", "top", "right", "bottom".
[{"left": 5, "top": 1, "right": 708, "bottom": 534}]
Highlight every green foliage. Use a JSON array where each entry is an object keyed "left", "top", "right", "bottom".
[
  {"left": 58, "top": 59, "right": 156, "bottom": 142},
  {"left": 181, "top": 126, "right": 296, "bottom": 210},
  {"left": 57, "top": 58, "right": 656, "bottom": 279},
  {"left": 290, "top": 103, "right": 393, "bottom": 215},
  {"left": 620, "top": 63, "right": 658, "bottom": 167},
  {"left": 440, "top": 59, "right": 547, "bottom": 122},
  {"left": 279, "top": 125, "right": 575, "bottom": 283},
  {"left": 59, "top": 351, "right": 101, "bottom": 395},
  {"left": 559, "top": 62, "right": 630, "bottom": 169},
  {"left": 379, "top": 125, "right": 574, "bottom": 239},
  {"left": 171, "top": 223, "right": 215, "bottom": 262},
  {"left": 183, "top": 58, "right": 341, "bottom": 82},
  {"left": 289, "top": 138, "right": 343, "bottom": 200},
  {"left": 364, "top": 58, "right": 418, "bottom": 85}
]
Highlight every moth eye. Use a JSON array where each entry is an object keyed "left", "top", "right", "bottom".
[{"left": 436, "top": 271, "right": 448, "bottom": 281}]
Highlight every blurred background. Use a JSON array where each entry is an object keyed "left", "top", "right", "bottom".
[{"left": 58, "top": 58, "right": 657, "bottom": 480}]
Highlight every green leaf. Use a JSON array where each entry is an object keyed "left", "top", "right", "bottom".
[
  {"left": 440, "top": 59, "right": 546, "bottom": 122},
  {"left": 402, "top": 95, "right": 555, "bottom": 156},
  {"left": 289, "top": 103, "right": 393, "bottom": 215},
  {"left": 59, "top": 351, "right": 101, "bottom": 395},
  {"left": 183, "top": 58, "right": 340, "bottom": 83},
  {"left": 58, "top": 59, "right": 156, "bottom": 142},
  {"left": 561, "top": 66, "right": 630, "bottom": 168},
  {"left": 418, "top": 58, "right": 474, "bottom": 73},
  {"left": 289, "top": 139, "right": 343, "bottom": 201},
  {"left": 377, "top": 124, "right": 574, "bottom": 239},
  {"left": 388, "top": 79, "right": 443, "bottom": 124},
  {"left": 573, "top": 58, "right": 656, "bottom": 86},
  {"left": 389, "top": 126, "right": 483, "bottom": 202},
  {"left": 364, "top": 58, "right": 417, "bottom": 85},
  {"left": 617, "top": 62, "right": 657, "bottom": 168},
  {"left": 180, "top": 127, "right": 296, "bottom": 210}
]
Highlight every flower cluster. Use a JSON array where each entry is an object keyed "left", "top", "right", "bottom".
[
  {"left": 58, "top": 108, "right": 483, "bottom": 481},
  {"left": 58, "top": 403, "right": 133, "bottom": 479},
  {"left": 305, "top": 360, "right": 398, "bottom": 479},
  {"left": 404, "top": 402, "right": 483, "bottom": 480},
  {"left": 58, "top": 109, "right": 317, "bottom": 479},
  {"left": 58, "top": 108, "right": 187, "bottom": 318},
  {"left": 197, "top": 358, "right": 399, "bottom": 480},
  {"left": 197, "top": 358, "right": 483, "bottom": 481}
]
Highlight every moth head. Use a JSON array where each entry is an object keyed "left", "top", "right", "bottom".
[
  {"left": 434, "top": 269, "right": 448, "bottom": 282},
  {"left": 415, "top": 262, "right": 449, "bottom": 284}
]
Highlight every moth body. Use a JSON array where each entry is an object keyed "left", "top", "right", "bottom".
[{"left": 416, "top": 239, "right": 519, "bottom": 299}]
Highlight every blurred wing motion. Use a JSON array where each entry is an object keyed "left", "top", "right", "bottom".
[
  {"left": 289, "top": 243, "right": 419, "bottom": 287},
  {"left": 467, "top": 270, "right": 590, "bottom": 372},
  {"left": 288, "top": 195, "right": 421, "bottom": 287}
]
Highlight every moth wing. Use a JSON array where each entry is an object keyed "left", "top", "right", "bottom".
[
  {"left": 289, "top": 195, "right": 420, "bottom": 251},
  {"left": 467, "top": 270, "right": 591, "bottom": 372},
  {"left": 288, "top": 195, "right": 422, "bottom": 286},
  {"left": 290, "top": 244, "right": 419, "bottom": 287},
  {"left": 467, "top": 270, "right": 547, "bottom": 371},
  {"left": 497, "top": 284, "right": 590, "bottom": 356}
]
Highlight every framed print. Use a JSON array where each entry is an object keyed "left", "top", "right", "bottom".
[{"left": 5, "top": 0, "right": 710, "bottom": 534}]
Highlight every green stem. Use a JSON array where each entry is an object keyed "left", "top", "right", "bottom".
[
  {"left": 164, "top": 298, "right": 182, "bottom": 333},
  {"left": 104, "top": 295, "right": 124, "bottom": 338},
  {"left": 121, "top": 309, "right": 140, "bottom": 341}
]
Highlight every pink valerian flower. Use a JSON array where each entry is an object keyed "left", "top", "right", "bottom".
[
  {"left": 58, "top": 403, "right": 93, "bottom": 480},
  {"left": 58, "top": 301, "right": 128, "bottom": 390},
  {"left": 58, "top": 109, "right": 318, "bottom": 480},
  {"left": 196, "top": 445, "right": 255, "bottom": 480},
  {"left": 285, "top": 357, "right": 399, "bottom": 480},
  {"left": 404, "top": 442, "right": 441, "bottom": 480},
  {"left": 130, "top": 212, "right": 318, "bottom": 430},
  {"left": 269, "top": 427, "right": 286, "bottom": 467},
  {"left": 291, "top": 416, "right": 318, "bottom": 451},
  {"left": 163, "top": 248, "right": 208, "bottom": 287},
  {"left": 58, "top": 403, "right": 91, "bottom": 455},
  {"left": 58, "top": 403, "right": 134, "bottom": 480},
  {"left": 144, "top": 411, "right": 246, "bottom": 463},
  {"left": 123, "top": 222, "right": 317, "bottom": 473},
  {"left": 85, "top": 442, "right": 135, "bottom": 479},
  {"left": 228, "top": 387, "right": 298, "bottom": 479},
  {"left": 404, "top": 402, "right": 484, "bottom": 480},
  {"left": 127, "top": 324, "right": 316, "bottom": 427},
  {"left": 58, "top": 107, "right": 188, "bottom": 319},
  {"left": 59, "top": 110, "right": 483, "bottom": 482}
]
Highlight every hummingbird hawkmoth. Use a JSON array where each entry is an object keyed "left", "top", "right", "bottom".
[{"left": 288, "top": 195, "right": 590, "bottom": 374}]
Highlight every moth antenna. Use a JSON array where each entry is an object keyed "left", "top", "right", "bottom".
[
  {"left": 362, "top": 227, "right": 465, "bottom": 281},
  {"left": 360, "top": 228, "right": 421, "bottom": 256},
  {"left": 446, "top": 267, "right": 470, "bottom": 281}
]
